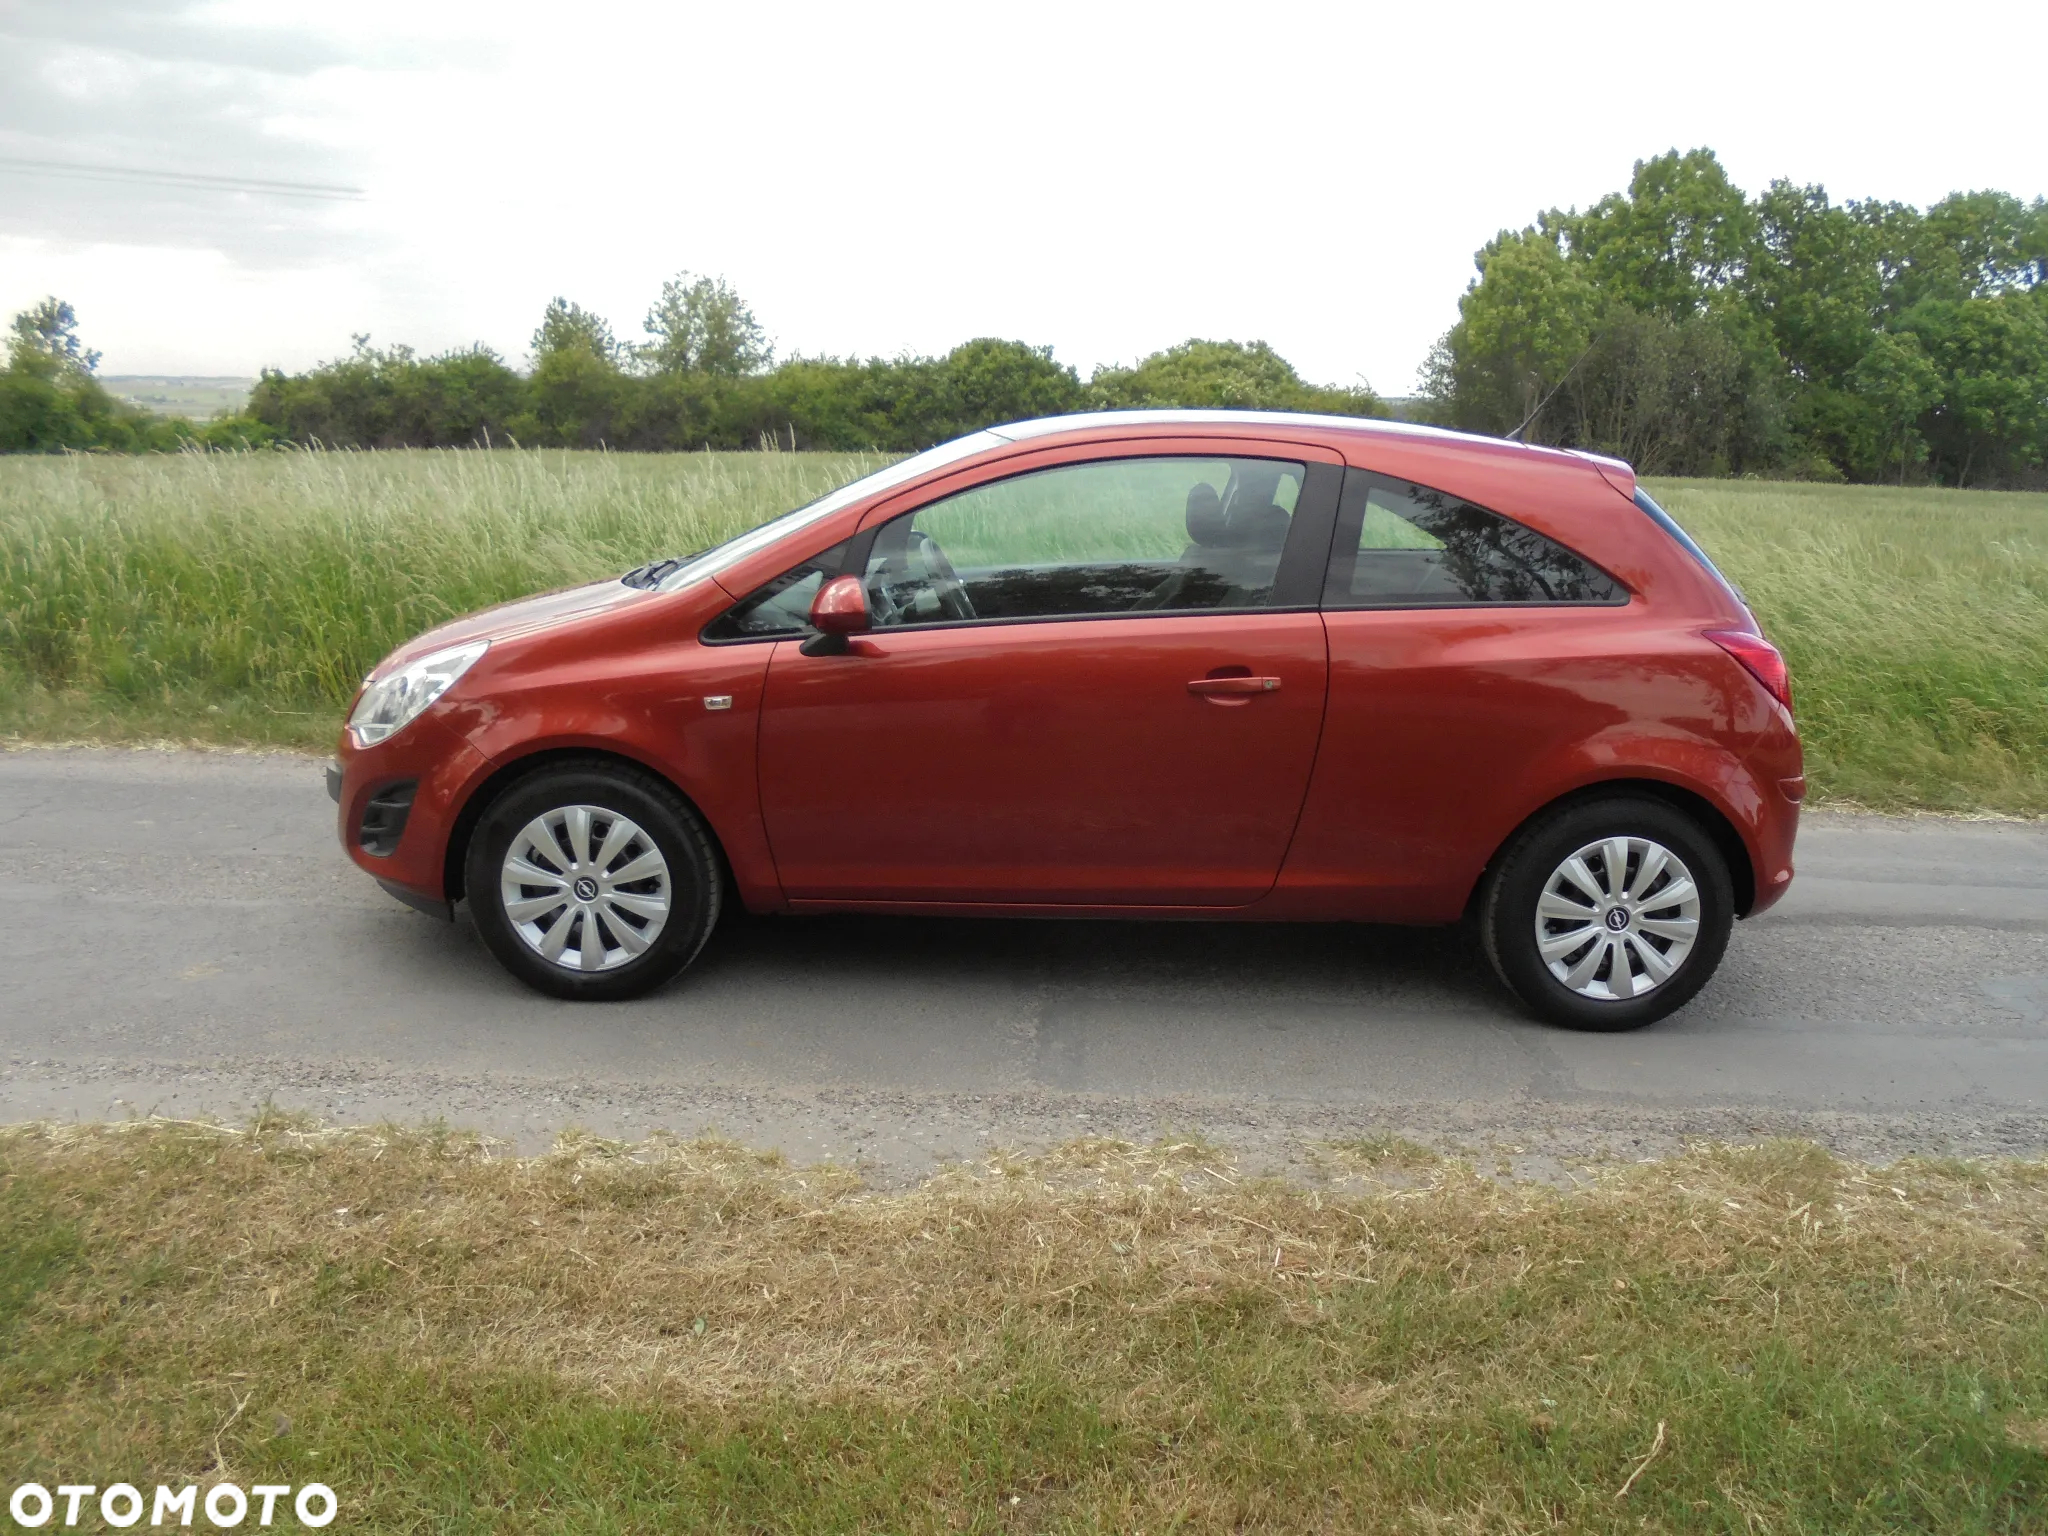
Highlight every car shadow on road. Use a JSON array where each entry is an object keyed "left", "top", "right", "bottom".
[
  {"left": 692, "top": 907, "right": 1514, "bottom": 1015},
  {"left": 351, "top": 900, "right": 1790, "bottom": 1103}
]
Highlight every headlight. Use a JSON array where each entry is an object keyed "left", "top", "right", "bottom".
[{"left": 347, "top": 640, "right": 488, "bottom": 747}]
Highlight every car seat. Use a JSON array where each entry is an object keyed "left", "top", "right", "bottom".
[{"left": 1134, "top": 479, "right": 1291, "bottom": 610}]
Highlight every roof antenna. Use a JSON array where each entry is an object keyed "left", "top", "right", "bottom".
[{"left": 1506, "top": 340, "right": 1595, "bottom": 443}]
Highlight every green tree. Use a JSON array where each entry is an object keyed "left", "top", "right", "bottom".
[
  {"left": 531, "top": 298, "right": 627, "bottom": 367},
  {"left": 1554, "top": 149, "right": 1755, "bottom": 322},
  {"left": 758, "top": 357, "right": 904, "bottom": 449},
  {"left": 898, "top": 339, "right": 1082, "bottom": 444},
  {"left": 1750, "top": 182, "right": 1887, "bottom": 385},
  {"left": 1551, "top": 304, "right": 1782, "bottom": 476},
  {"left": 641, "top": 273, "right": 771, "bottom": 376},
  {"left": 1847, "top": 330, "right": 1941, "bottom": 483},
  {"left": 1421, "top": 228, "right": 1600, "bottom": 434},
  {"left": 737, "top": 342, "right": 1082, "bottom": 451},
  {"left": 1425, "top": 169, "right": 1787, "bottom": 472},
  {"left": 1747, "top": 183, "right": 1904, "bottom": 472},
  {"left": 518, "top": 299, "right": 634, "bottom": 446},
  {"left": 518, "top": 350, "right": 631, "bottom": 447},
  {"left": 7, "top": 296, "right": 103, "bottom": 375},
  {"left": 244, "top": 338, "right": 524, "bottom": 448},
  {"left": 1921, "top": 191, "right": 2047, "bottom": 298},
  {"left": 0, "top": 364, "right": 94, "bottom": 451},
  {"left": 0, "top": 298, "right": 194, "bottom": 452},
  {"left": 1091, "top": 339, "right": 1383, "bottom": 416},
  {"left": 1898, "top": 295, "right": 2048, "bottom": 486},
  {"left": 1429, "top": 152, "right": 2045, "bottom": 484}
]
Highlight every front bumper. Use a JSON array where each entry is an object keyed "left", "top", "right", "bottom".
[{"left": 333, "top": 715, "right": 495, "bottom": 909}]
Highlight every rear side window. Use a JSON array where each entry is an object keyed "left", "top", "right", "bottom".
[{"left": 1323, "top": 474, "right": 1623, "bottom": 607}]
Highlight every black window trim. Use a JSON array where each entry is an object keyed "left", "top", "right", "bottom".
[
  {"left": 1320, "top": 467, "right": 1631, "bottom": 612},
  {"left": 697, "top": 539, "right": 853, "bottom": 646},
  {"left": 699, "top": 452, "right": 1345, "bottom": 644}
]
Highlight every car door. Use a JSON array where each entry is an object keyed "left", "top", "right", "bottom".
[{"left": 752, "top": 444, "right": 1342, "bottom": 906}]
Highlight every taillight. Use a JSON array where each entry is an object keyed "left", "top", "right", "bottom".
[{"left": 1705, "top": 629, "right": 1792, "bottom": 711}]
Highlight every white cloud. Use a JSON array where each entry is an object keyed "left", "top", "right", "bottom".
[{"left": 2, "top": 0, "right": 2043, "bottom": 389}]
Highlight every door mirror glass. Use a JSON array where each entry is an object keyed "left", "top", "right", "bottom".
[{"left": 808, "top": 574, "right": 871, "bottom": 635}]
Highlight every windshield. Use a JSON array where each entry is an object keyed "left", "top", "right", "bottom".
[{"left": 653, "top": 432, "right": 1008, "bottom": 593}]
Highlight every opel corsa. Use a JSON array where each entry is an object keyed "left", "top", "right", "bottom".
[{"left": 331, "top": 411, "right": 1801, "bottom": 1029}]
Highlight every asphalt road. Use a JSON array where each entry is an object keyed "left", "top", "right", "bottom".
[{"left": 4, "top": 747, "right": 2046, "bottom": 1175}]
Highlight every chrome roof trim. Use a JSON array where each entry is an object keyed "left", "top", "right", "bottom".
[
  {"left": 985, "top": 408, "right": 1473, "bottom": 444},
  {"left": 983, "top": 411, "right": 1628, "bottom": 478}
]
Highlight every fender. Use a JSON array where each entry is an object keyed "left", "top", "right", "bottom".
[
  {"left": 431, "top": 640, "right": 784, "bottom": 912},
  {"left": 1474, "top": 728, "right": 1774, "bottom": 915}
]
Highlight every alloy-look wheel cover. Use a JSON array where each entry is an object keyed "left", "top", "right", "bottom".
[
  {"left": 1534, "top": 835, "right": 1701, "bottom": 1002},
  {"left": 499, "top": 804, "right": 671, "bottom": 972}
]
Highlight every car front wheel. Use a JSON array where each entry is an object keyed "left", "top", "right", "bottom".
[
  {"left": 1480, "top": 796, "right": 1734, "bottom": 1030},
  {"left": 465, "top": 760, "right": 722, "bottom": 1001}
]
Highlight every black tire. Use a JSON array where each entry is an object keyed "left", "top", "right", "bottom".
[
  {"left": 464, "top": 759, "right": 722, "bottom": 1001},
  {"left": 1479, "top": 796, "right": 1733, "bottom": 1031}
]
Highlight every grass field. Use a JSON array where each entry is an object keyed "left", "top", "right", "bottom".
[
  {"left": 2, "top": 1122, "right": 2043, "bottom": 1533},
  {"left": 0, "top": 449, "right": 886, "bottom": 748},
  {"left": 1, "top": 450, "right": 2044, "bottom": 812},
  {"left": 1647, "top": 478, "right": 2048, "bottom": 814}
]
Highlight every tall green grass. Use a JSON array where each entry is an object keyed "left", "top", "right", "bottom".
[
  {"left": 1647, "top": 478, "right": 2048, "bottom": 813},
  {"left": 0, "top": 448, "right": 882, "bottom": 746},
  {"left": 1, "top": 451, "right": 2043, "bottom": 812}
]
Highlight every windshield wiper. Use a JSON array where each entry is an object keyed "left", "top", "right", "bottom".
[{"left": 621, "top": 550, "right": 710, "bottom": 589}]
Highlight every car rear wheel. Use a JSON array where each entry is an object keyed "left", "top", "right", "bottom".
[
  {"left": 1480, "top": 796, "right": 1733, "bottom": 1030},
  {"left": 465, "top": 761, "right": 721, "bottom": 1001}
]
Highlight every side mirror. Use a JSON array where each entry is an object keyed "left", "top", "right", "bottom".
[
  {"left": 808, "top": 575, "right": 871, "bottom": 635},
  {"left": 800, "top": 574, "right": 872, "bottom": 655}
]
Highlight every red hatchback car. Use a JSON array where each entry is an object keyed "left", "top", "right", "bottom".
[{"left": 330, "top": 411, "right": 1801, "bottom": 1029}]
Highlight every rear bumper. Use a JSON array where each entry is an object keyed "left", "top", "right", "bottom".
[
  {"left": 1738, "top": 722, "right": 1803, "bottom": 918},
  {"left": 334, "top": 715, "right": 495, "bottom": 905},
  {"left": 1744, "top": 799, "right": 1798, "bottom": 916}
]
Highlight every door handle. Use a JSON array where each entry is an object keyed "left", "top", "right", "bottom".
[{"left": 1187, "top": 676, "right": 1281, "bottom": 696}]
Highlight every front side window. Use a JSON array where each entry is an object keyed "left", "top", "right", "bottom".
[
  {"left": 656, "top": 433, "right": 1006, "bottom": 593},
  {"left": 1325, "top": 476, "right": 1623, "bottom": 607},
  {"left": 702, "top": 541, "right": 848, "bottom": 640},
  {"left": 862, "top": 456, "right": 1308, "bottom": 628}
]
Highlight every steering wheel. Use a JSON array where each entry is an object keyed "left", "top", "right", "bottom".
[{"left": 905, "top": 529, "right": 977, "bottom": 621}]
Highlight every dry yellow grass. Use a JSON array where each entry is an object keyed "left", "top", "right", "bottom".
[{"left": 3, "top": 1120, "right": 2045, "bottom": 1531}]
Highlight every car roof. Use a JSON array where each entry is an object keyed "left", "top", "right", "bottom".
[{"left": 981, "top": 409, "right": 1634, "bottom": 491}]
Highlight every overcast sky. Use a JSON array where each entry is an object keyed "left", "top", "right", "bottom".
[{"left": 2, "top": 0, "right": 2043, "bottom": 392}]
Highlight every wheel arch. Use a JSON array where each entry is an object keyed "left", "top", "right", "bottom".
[
  {"left": 1469, "top": 777, "right": 1757, "bottom": 920},
  {"left": 442, "top": 745, "right": 736, "bottom": 906}
]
